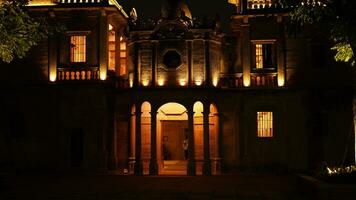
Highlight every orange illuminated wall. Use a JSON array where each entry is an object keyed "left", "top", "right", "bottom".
[{"left": 70, "top": 35, "right": 86, "bottom": 62}]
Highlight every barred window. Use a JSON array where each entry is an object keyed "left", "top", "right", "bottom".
[
  {"left": 119, "top": 37, "right": 127, "bottom": 76},
  {"left": 254, "top": 43, "right": 275, "bottom": 69},
  {"left": 255, "top": 44, "right": 263, "bottom": 69},
  {"left": 70, "top": 35, "right": 86, "bottom": 62},
  {"left": 108, "top": 28, "right": 116, "bottom": 71},
  {"left": 257, "top": 112, "right": 273, "bottom": 137}
]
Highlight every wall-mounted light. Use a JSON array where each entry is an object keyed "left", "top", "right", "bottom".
[
  {"left": 108, "top": 24, "right": 114, "bottom": 31},
  {"left": 212, "top": 76, "right": 219, "bottom": 87},
  {"left": 100, "top": 70, "right": 107, "bottom": 81},
  {"left": 194, "top": 76, "right": 203, "bottom": 86},
  {"left": 49, "top": 71, "right": 56, "bottom": 82},
  {"left": 129, "top": 73, "right": 134, "bottom": 88},
  {"left": 158, "top": 78, "right": 165, "bottom": 86},
  {"left": 243, "top": 76, "right": 250, "bottom": 87},
  {"left": 278, "top": 76, "right": 285, "bottom": 87},
  {"left": 142, "top": 79, "right": 150, "bottom": 87},
  {"left": 179, "top": 79, "right": 186, "bottom": 86}
]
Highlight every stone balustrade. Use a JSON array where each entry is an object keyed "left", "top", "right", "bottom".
[{"left": 57, "top": 66, "right": 100, "bottom": 81}]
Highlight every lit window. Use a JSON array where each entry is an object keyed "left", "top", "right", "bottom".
[
  {"left": 254, "top": 43, "right": 274, "bottom": 69},
  {"left": 119, "top": 37, "right": 127, "bottom": 76},
  {"left": 108, "top": 29, "right": 116, "bottom": 71},
  {"left": 255, "top": 44, "right": 263, "bottom": 69},
  {"left": 257, "top": 112, "right": 273, "bottom": 137},
  {"left": 70, "top": 35, "right": 86, "bottom": 62}
]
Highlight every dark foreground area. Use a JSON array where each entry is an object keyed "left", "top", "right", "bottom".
[{"left": 0, "top": 172, "right": 313, "bottom": 200}]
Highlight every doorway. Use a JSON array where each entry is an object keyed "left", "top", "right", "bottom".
[
  {"left": 157, "top": 103, "right": 188, "bottom": 175},
  {"left": 161, "top": 120, "right": 188, "bottom": 173}
]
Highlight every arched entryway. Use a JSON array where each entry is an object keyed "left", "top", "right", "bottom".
[
  {"left": 129, "top": 101, "right": 221, "bottom": 175},
  {"left": 157, "top": 102, "right": 188, "bottom": 175}
]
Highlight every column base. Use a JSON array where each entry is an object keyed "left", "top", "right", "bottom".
[
  {"left": 203, "top": 160, "right": 211, "bottom": 176},
  {"left": 134, "top": 161, "right": 143, "bottom": 175},
  {"left": 149, "top": 160, "right": 158, "bottom": 175},
  {"left": 187, "top": 160, "right": 196, "bottom": 176}
]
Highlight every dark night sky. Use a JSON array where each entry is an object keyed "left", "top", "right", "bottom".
[{"left": 119, "top": 0, "right": 236, "bottom": 29}]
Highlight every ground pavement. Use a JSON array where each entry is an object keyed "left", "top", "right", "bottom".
[{"left": 0, "top": 172, "right": 313, "bottom": 200}]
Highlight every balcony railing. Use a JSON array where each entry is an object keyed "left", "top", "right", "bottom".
[
  {"left": 220, "top": 73, "right": 278, "bottom": 88},
  {"left": 250, "top": 73, "right": 277, "bottom": 87},
  {"left": 58, "top": 0, "right": 107, "bottom": 4},
  {"left": 57, "top": 66, "right": 100, "bottom": 81}
]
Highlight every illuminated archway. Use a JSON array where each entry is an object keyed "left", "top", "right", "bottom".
[
  {"left": 193, "top": 101, "right": 204, "bottom": 174},
  {"left": 209, "top": 103, "right": 220, "bottom": 175},
  {"left": 141, "top": 102, "right": 151, "bottom": 175},
  {"left": 157, "top": 102, "right": 188, "bottom": 175},
  {"left": 129, "top": 104, "right": 136, "bottom": 174}
]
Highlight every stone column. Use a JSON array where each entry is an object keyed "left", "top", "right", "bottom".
[
  {"left": 187, "top": 107, "right": 196, "bottom": 176},
  {"left": 149, "top": 105, "right": 158, "bottom": 175},
  {"left": 241, "top": 17, "right": 251, "bottom": 87},
  {"left": 203, "top": 107, "right": 211, "bottom": 175},
  {"left": 204, "top": 40, "right": 211, "bottom": 87},
  {"left": 152, "top": 42, "right": 158, "bottom": 87},
  {"left": 99, "top": 9, "right": 108, "bottom": 80},
  {"left": 134, "top": 105, "right": 143, "bottom": 175},
  {"left": 187, "top": 40, "right": 193, "bottom": 87},
  {"left": 277, "top": 15, "right": 286, "bottom": 87}
]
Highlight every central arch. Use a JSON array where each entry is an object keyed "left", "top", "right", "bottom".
[{"left": 157, "top": 102, "right": 188, "bottom": 175}]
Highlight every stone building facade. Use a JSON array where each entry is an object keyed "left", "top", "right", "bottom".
[{"left": 0, "top": 0, "right": 354, "bottom": 175}]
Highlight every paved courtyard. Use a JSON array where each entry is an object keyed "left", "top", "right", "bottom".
[{"left": 1, "top": 172, "right": 313, "bottom": 200}]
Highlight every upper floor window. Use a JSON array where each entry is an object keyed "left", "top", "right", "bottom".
[
  {"left": 108, "top": 25, "right": 116, "bottom": 71},
  {"left": 253, "top": 42, "right": 276, "bottom": 70},
  {"left": 70, "top": 35, "right": 86, "bottom": 63},
  {"left": 119, "top": 37, "right": 127, "bottom": 76},
  {"left": 257, "top": 112, "right": 273, "bottom": 138}
]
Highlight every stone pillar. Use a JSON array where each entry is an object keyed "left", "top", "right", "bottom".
[
  {"left": 241, "top": 17, "right": 251, "bottom": 87},
  {"left": 203, "top": 107, "right": 211, "bottom": 175},
  {"left": 99, "top": 9, "right": 108, "bottom": 80},
  {"left": 49, "top": 38, "right": 57, "bottom": 82},
  {"left": 204, "top": 40, "right": 211, "bottom": 87},
  {"left": 133, "top": 43, "right": 140, "bottom": 87},
  {"left": 187, "top": 40, "right": 193, "bottom": 87},
  {"left": 149, "top": 105, "right": 158, "bottom": 175},
  {"left": 277, "top": 15, "right": 286, "bottom": 87},
  {"left": 187, "top": 107, "right": 196, "bottom": 175},
  {"left": 152, "top": 42, "right": 158, "bottom": 87},
  {"left": 134, "top": 105, "right": 143, "bottom": 175}
]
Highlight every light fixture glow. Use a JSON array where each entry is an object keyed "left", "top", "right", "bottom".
[
  {"left": 100, "top": 70, "right": 107, "bottom": 81},
  {"left": 158, "top": 79, "right": 165, "bottom": 86},
  {"left": 278, "top": 76, "right": 285, "bottom": 87},
  {"left": 142, "top": 79, "right": 150, "bottom": 87},
  {"left": 129, "top": 73, "right": 134, "bottom": 88},
  {"left": 179, "top": 79, "right": 186, "bottom": 86},
  {"left": 108, "top": 24, "right": 114, "bottom": 31},
  {"left": 243, "top": 76, "right": 250, "bottom": 87},
  {"left": 49, "top": 72, "right": 56, "bottom": 82},
  {"left": 212, "top": 76, "right": 219, "bottom": 87}
]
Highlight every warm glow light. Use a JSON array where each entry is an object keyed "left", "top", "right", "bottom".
[
  {"left": 108, "top": 24, "right": 113, "bottom": 31},
  {"left": 100, "top": 70, "right": 107, "bottom": 81},
  {"left": 278, "top": 76, "right": 285, "bottom": 87},
  {"left": 195, "top": 77, "right": 203, "bottom": 86},
  {"left": 212, "top": 76, "right": 219, "bottom": 87},
  {"left": 129, "top": 73, "right": 134, "bottom": 88},
  {"left": 142, "top": 79, "right": 149, "bottom": 87},
  {"left": 120, "top": 36, "right": 123, "bottom": 41},
  {"left": 49, "top": 72, "right": 56, "bottom": 82},
  {"left": 179, "top": 79, "right": 186, "bottom": 86},
  {"left": 158, "top": 79, "right": 165, "bottom": 86},
  {"left": 243, "top": 76, "right": 250, "bottom": 87}
]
